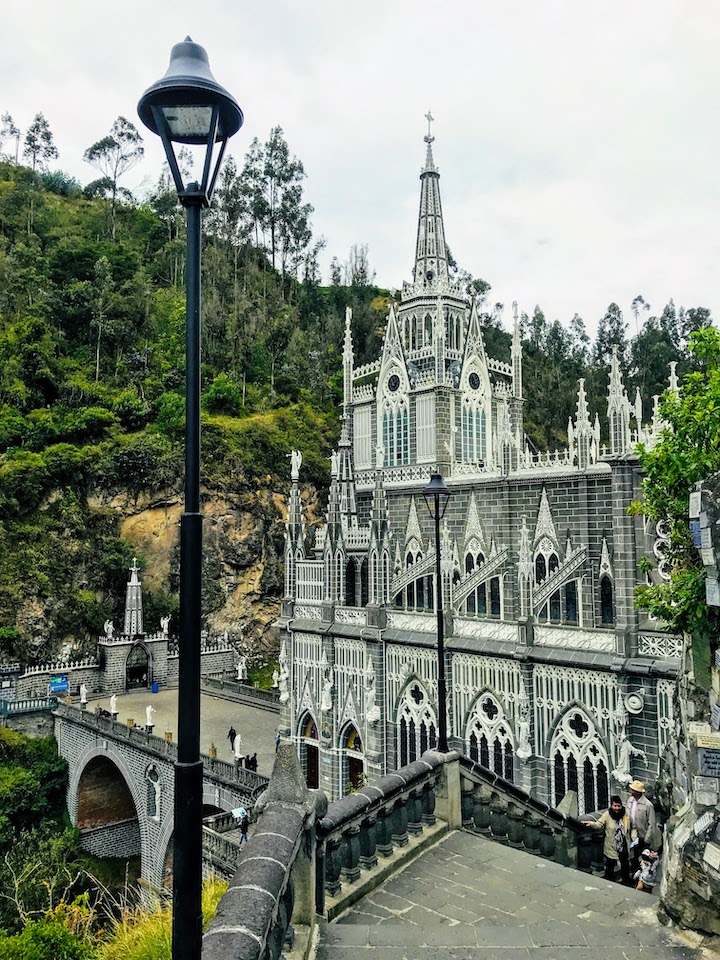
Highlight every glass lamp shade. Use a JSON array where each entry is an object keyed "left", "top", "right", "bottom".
[{"left": 423, "top": 472, "right": 451, "bottom": 520}]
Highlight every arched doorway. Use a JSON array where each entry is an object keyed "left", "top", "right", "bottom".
[
  {"left": 342, "top": 724, "right": 365, "bottom": 794},
  {"left": 298, "top": 713, "right": 319, "bottom": 789},
  {"left": 126, "top": 643, "right": 150, "bottom": 690}
]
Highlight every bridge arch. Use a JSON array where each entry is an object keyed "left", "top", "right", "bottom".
[{"left": 70, "top": 745, "right": 147, "bottom": 875}]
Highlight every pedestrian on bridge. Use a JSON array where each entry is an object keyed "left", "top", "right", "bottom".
[{"left": 228, "top": 725, "right": 236, "bottom": 748}]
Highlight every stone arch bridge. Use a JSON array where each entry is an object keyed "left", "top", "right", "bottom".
[{"left": 54, "top": 703, "right": 268, "bottom": 891}]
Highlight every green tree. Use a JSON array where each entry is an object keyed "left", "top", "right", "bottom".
[
  {"left": 240, "top": 127, "right": 315, "bottom": 280},
  {"left": 83, "top": 117, "right": 144, "bottom": 240},
  {"left": 632, "top": 326, "right": 720, "bottom": 640},
  {"left": 86, "top": 257, "right": 118, "bottom": 382},
  {"left": 23, "top": 114, "right": 58, "bottom": 172},
  {"left": 0, "top": 113, "right": 21, "bottom": 163}
]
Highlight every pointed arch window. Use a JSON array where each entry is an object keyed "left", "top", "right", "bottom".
[
  {"left": 551, "top": 710, "right": 609, "bottom": 815},
  {"left": 383, "top": 395, "right": 409, "bottom": 466},
  {"left": 600, "top": 575, "right": 614, "bottom": 625},
  {"left": 461, "top": 400, "right": 486, "bottom": 464},
  {"left": 345, "top": 558, "right": 357, "bottom": 607},
  {"left": 397, "top": 683, "right": 437, "bottom": 767},
  {"left": 466, "top": 693, "right": 515, "bottom": 783}
]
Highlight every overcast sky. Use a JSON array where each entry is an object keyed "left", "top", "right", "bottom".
[{"left": 3, "top": 1, "right": 719, "bottom": 338}]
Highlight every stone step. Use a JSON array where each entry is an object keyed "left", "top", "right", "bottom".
[
  {"left": 314, "top": 831, "right": 702, "bottom": 960},
  {"left": 316, "top": 921, "right": 700, "bottom": 958}
]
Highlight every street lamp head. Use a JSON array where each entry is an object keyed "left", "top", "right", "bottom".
[
  {"left": 423, "top": 472, "right": 451, "bottom": 520},
  {"left": 137, "top": 37, "right": 243, "bottom": 202}
]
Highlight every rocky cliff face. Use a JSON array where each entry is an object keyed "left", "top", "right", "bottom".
[{"left": 87, "top": 482, "right": 323, "bottom": 657}]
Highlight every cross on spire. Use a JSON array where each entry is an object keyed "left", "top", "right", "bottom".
[{"left": 424, "top": 110, "right": 434, "bottom": 144}]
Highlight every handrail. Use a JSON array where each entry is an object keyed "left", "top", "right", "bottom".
[
  {"left": 316, "top": 753, "right": 445, "bottom": 914},
  {"left": 459, "top": 756, "right": 603, "bottom": 872}
]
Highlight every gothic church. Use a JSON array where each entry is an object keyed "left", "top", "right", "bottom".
[{"left": 277, "top": 126, "right": 680, "bottom": 810}]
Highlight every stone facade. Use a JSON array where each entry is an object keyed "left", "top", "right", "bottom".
[{"left": 278, "top": 129, "right": 681, "bottom": 811}]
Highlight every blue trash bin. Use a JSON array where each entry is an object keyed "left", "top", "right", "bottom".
[{"left": 151, "top": 682, "right": 159, "bottom": 694}]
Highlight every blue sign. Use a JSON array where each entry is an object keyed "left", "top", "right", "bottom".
[
  {"left": 690, "top": 519, "right": 702, "bottom": 549},
  {"left": 49, "top": 674, "right": 68, "bottom": 694}
]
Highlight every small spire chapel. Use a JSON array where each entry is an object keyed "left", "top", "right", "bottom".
[{"left": 277, "top": 121, "right": 680, "bottom": 810}]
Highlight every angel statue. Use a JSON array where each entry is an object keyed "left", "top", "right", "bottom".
[{"left": 612, "top": 731, "right": 647, "bottom": 786}]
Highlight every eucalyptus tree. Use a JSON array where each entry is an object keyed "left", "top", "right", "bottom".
[
  {"left": 83, "top": 117, "right": 144, "bottom": 240},
  {"left": 22, "top": 113, "right": 58, "bottom": 171},
  {"left": 0, "top": 112, "right": 20, "bottom": 163},
  {"left": 240, "top": 126, "right": 315, "bottom": 285}
]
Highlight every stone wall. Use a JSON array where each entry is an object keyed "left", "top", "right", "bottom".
[
  {"left": 16, "top": 664, "right": 102, "bottom": 699},
  {"left": 80, "top": 819, "right": 141, "bottom": 859}
]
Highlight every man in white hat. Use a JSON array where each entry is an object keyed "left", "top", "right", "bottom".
[{"left": 628, "top": 779, "right": 656, "bottom": 874}]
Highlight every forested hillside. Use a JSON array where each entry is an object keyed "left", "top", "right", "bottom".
[{"left": 0, "top": 112, "right": 713, "bottom": 665}]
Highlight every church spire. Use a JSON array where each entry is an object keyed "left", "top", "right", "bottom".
[
  {"left": 413, "top": 111, "right": 449, "bottom": 290},
  {"left": 123, "top": 559, "right": 144, "bottom": 636}
]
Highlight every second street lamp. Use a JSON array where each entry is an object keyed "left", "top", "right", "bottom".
[
  {"left": 423, "top": 471, "right": 451, "bottom": 753},
  {"left": 138, "top": 38, "right": 243, "bottom": 960}
]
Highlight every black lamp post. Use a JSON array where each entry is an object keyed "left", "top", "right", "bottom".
[
  {"left": 423, "top": 472, "right": 451, "bottom": 753},
  {"left": 138, "top": 39, "right": 243, "bottom": 960}
]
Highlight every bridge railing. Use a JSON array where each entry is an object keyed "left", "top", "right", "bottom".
[
  {"left": 202, "top": 675, "right": 281, "bottom": 707},
  {"left": 202, "top": 825, "right": 241, "bottom": 878},
  {"left": 1, "top": 695, "right": 58, "bottom": 717},
  {"left": 54, "top": 703, "right": 269, "bottom": 800},
  {"left": 315, "top": 752, "right": 445, "bottom": 916},
  {"left": 459, "top": 756, "right": 603, "bottom": 872}
]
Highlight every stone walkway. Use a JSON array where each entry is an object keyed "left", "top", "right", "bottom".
[{"left": 316, "top": 831, "right": 709, "bottom": 959}]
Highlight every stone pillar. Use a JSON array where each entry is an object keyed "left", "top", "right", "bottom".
[{"left": 430, "top": 750, "right": 462, "bottom": 828}]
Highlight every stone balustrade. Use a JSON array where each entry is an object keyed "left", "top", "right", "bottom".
[
  {"left": 202, "top": 825, "right": 242, "bottom": 878},
  {"left": 459, "top": 757, "right": 603, "bottom": 872},
  {"left": 203, "top": 743, "right": 320, "bottom": 960},
  {"left": 0, "top": 695, "right": 58, "bottom": 716},
  {"left": 315, "top": 752, "right": 446, "bottom": 915}
]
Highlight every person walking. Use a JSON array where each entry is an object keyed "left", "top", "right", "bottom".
[
  {"left": 627, "top": 780, "right": 656, "bottom": 875},
  {"left": 227, "top": 725, "right": 236, "bottom": 748},
  {"left": 583, "top": 795, "right": 635, "bottom": 884},
  {"left": 250, "top": 752, "right": 258, "bottom": 771},
  {"left": 236, "top": 807, "right": 249, "bottom": 844}
]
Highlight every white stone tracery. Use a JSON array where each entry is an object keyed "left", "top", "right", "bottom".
[
  {"left": 550, "top": 706, "right": 610, "bottom": 815},
  {"left": 466, "top": 691, "right": 516, "bottom": 782},
  {"left": 396, "top": 679, "right": 438, "bottom": 766}
]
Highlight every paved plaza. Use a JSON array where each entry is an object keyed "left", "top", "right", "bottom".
[
  {"left": 317, "top": 831, "right": 709, "bottom": 960},
  {"left": 91, "top": 687, "right": 280, "bottom": 779}
]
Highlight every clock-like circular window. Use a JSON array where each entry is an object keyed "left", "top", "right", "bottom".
[
  {"left": 388, "top": 374, "right": 400, "bottom": 392},
  {"left": 468, "top": 372, "right": 481, "bottom": 390}
]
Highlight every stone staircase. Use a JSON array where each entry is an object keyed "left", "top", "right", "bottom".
[{"left": 314, "top": 830, "right": 705, "bottom": 959}]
